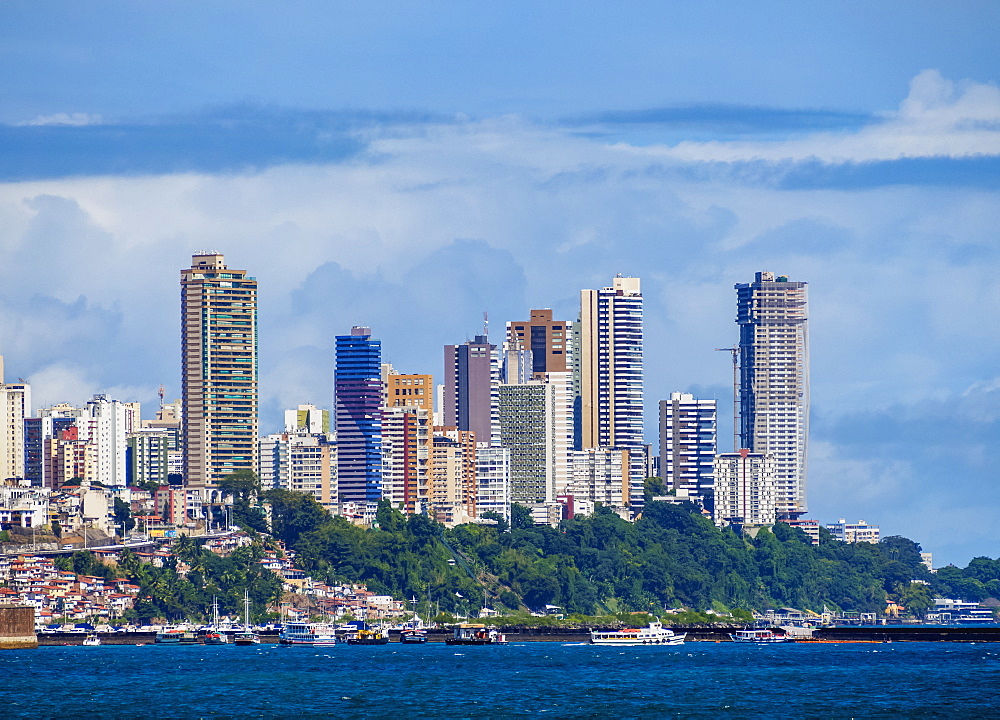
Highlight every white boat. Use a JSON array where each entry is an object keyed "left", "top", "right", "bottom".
[
  {"left": 82, "top": 633, "right": 101, "bottom": 647},
  {"left": 729, "top": 628, "right": 792, "bottom": 643},
  {"left": 204, "top": 596, "right": 230, "bottom": 645},
  {"left": 590, "top": 621, "right": 685, "bottom": 646},
  {"left": 279, "top": 621, "right": 337, "bottom": 647}
]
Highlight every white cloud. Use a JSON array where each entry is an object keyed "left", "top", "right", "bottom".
[
  {"left": 18, "top": 112, "right": 103, "bottom": 127},
  {"left": 642, "top": 70, "right": 1000, "bottom": 163}
]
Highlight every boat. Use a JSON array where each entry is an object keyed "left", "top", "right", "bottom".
[
  {"left": 590, "top": 621, "right": 686, "bottom": 646},
  {"left": 279, "top": 621, "right": 337, "bottom": 646},
  {"left": 445, "top": 624, "right": 508, "bottom": 646},
  {"left": 154, "top": 628, "right": 183, "bottom": 644},
  {"left": 82, "top": 633, "right": 101, "bottom": 647},
  {"left": 346, "top": 625, "right": 389, "bottom": 645},
  {"left": 729, "top": 628, "right": 793, "bottom": 643},
  {"left": 234, "top": 590, "right": 260, "bottom": 646},
  {"left": 399, "top": 629, "right": 428, "bottom": 644},
  {"left": 204, "top": 597, "right": 230, "bottom": 645}
]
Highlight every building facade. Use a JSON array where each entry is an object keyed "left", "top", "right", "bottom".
[
  {"left": 505, "top": 309, "right": 572, "bottom": 378},
  {"left": 0, "top": 356, "right": 30, "bottom": 484},
  {"left": 577, "top": 275, "right": 645, "bottom": 509},
  {"left": 334, "top": 327, "right": 383, "bottom": 506},
  {"left": 659, "top": 392, "right": 717, "bottom": 509},
  {"left": 180, "top": 253, "right": 258, "bottom": 488},
  {"left": 713, "top": 449, "right": 777, "bottom": 528},
  {"left": 736, "top": 270, "right": 809, "bottom": 520},
  {"left": 442, "top": 335, "right": 498, "bottom": 446}
]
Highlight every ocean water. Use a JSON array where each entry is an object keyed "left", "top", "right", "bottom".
[{"left": 3, "top": 641, "right": 1000, "bottom": 718}]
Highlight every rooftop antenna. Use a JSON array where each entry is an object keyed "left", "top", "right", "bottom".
[
  {"left": 715, "top": 347, "right": 740, "bottom": 452},
  {"left": 483, "top": 311, "right": 489, "bottom": 340},
  {"left": 158, "top": 384, "right": 165, "bottom": 406}
]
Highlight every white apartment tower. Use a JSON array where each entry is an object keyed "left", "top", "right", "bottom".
[
  {"left": 0, "top": 356, "right": 30, "bottom": 483},
  {"left": 577, "top": 275, "right": 644, "bottom": 508},
  {"left": 736, "top": 271, "right": 808, "bottom": 520},
  {"left": 659, "top": 392, "right": 717, "bottom": 507},
  {"left": 713, "top": 449, "right": 777, "bottom": 528}
]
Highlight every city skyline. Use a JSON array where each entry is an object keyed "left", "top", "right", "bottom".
[{"left": 0, "top": 3, "right": 997, "bottom": 566}]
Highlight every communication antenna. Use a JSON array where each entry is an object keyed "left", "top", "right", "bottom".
[
  {"left": 483, "top": 311, "right": 489, "bottom": 340},
  {"left": 158, "top": 384, "right": 165, "bottom": 406},
  {"left": 715, "top": 347, "right": 740, "bottom": 451}
]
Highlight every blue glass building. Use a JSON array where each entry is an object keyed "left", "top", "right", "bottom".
[{"left": 334, "top": 327, "right": 383, "bottom": 505}]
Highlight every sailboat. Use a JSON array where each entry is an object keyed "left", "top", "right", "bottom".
[
  {"left": 204, "top": 596, "right": 229, "bottom": 645},
  {"left": 233, "top": 590, "right": 260, "bottom": 646}
]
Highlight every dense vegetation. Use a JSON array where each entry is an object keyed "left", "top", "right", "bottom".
[{"left": 263, "top": 491, "right": 1000, "bottom": 618}]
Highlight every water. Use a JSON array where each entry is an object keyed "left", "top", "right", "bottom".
[{"left": 4, "top": 641, "right": 1000, "bottom": 718}]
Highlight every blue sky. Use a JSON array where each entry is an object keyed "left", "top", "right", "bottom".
[{"left": 1, "top": 1, "right": 998, "bottom": 567}]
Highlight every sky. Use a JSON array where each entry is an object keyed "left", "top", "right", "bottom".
[{"left": 1, "top": 1, "right": 998, "bottom": 567}]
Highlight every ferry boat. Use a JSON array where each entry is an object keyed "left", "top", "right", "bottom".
[
  {"left": 82, "top": 633, "right": 101, "bottom": 647},
  {"left": 445, "top": 624, "right": 508, "bottom": 646},
  {"left": 590, "top": 621, "right": 686, "bottom": 646},
  {"left": 729, "top": 628, "right": 792, "bottom": 643},
  {"left": 279, "top": 622, "right": 338, "bottom": 647}
]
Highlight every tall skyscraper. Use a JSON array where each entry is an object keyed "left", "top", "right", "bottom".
[
  {"left": 181, "top": 253, "right": 258, "bottom": 489},
  {"left": 577, "top": 276, "right": 645, "bottom": 508},
  {"left": 334, "top": 327, "right": 383, "bottom": 506},
  {"left": 505, "top": 309, "right": 572, "bottom": 378},
  {"left": 443, "top": 335, "right": 499, "bottom": 445},
  {"left": 735, "top": 271, "right": 809, "bottom": 520},
  {"left": 0, "top": 356, "right": 30, "bottom": 483},
  {"left": 659, "top": 392, "right": 717, "bottom": 508}
]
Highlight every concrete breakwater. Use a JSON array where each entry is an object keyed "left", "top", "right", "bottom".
[{"left": 0, "top": 605, "right": 38, "bottom": 649}]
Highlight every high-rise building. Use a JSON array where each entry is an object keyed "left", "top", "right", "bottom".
[
  {"left": 568, "top": 447, "right": 627, "bottom": 511},
  {"left": 381, "top": 405, "right": 432, "bottom": 515},
  {"left": 259, "top": 431, "right": 336, "bottom": 509},
  {"left": 659, "top": 392, "right": 717, "bottom": 509},
  {"left": 713, "top": 449, "right": 777, "bottom": 528},
  {"left": 497, "top": 372, "right": 573, "bottom": 504},
  {"left": 180, "top": 253, "right": 258, "bottom": 489},
  {"left": 430, "top": 426, "right": 477, "bottom": 524},
  {"left": 735, "top": 271, "right": 809, "bottom": 520},
  {"left": 382, "top": 369, "right": 434, "bottom": 413},
  {"left": 0, "top": 356, "right": 30, "bottom": 483},
  {"left": 334, "top": 327, "right": 383, "bottom": 506},
  {"left": 505, "top": 309, "right": 571, "bottom": 378},
  {"left": 475, "top": 445, "right": 511, "bottom": 521},
  {"left": 85, "top": 394, "right": 131, "bottom": 487},
  {"left": 443, "top": 335, "right": 499, "bottom": 445},
  {"left": 577, "top": 276, "right": 644, "bottom": 508}
]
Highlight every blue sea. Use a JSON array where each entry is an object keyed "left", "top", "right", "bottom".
[{"left": 4, "top": 641, "right": 1000, "bottom": 718}]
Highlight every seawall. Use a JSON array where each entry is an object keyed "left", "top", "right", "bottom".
[{"left": 0, "top": 605, "right": 38, "bottom": 649}]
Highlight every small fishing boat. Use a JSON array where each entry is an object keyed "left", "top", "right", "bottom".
[{"left": 82, "top": 633, "right": 101, "bottom": 647}]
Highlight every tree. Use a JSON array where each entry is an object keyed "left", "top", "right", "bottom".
[
  {"left": 511, "top": 503, "right": 534, "bottom": 530},
  {"left": 113, "top": 497, "right": 136, "bottom": 534}
]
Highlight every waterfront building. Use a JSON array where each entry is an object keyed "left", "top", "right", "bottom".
[
  {"left": 442, "top": 335, "right": 499, "bottom": 445},
  {"left": 334, "top": 327, "right": 383, "bottom": 507},
  {"left": 713, "top": 449, "right": 777, "bottom": 528},
  {"left": 0, "top": 356, "right": 30, "bottom": 484},
  {"left": 659, "top": 392, "right": 717, "bottom": 510},
  {"left": 735, "top": 270, "right": 809, "bottom": 520},
  {"left": 180, "top": 253, "right": 258, "bottom": 489},
  {"left": 826, "top": 518, "right": 880, "bottom": 544},
  {"left": 577, "top": 276, "right": 645, "bottom": 509},
  {"left": 505, "top": 309, "right": 572, "bottom": 378}
]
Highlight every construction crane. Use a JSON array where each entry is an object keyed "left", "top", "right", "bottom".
[{"left": 715, "top": 347, "right": 740, "bottom": 452}]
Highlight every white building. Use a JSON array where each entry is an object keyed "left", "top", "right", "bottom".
[
  {"left": 84, "top": 395, "right": 133, "bottom": 487},
  {"left": 475, "top": 444, "right": 511, "bottom": 521},
  {"left": 713, "top": 449, "right": 777, "bottom": 528},
  {"left": 826, "top": 519, "right": 880, "bottom": 544},
  {"left": 497, "top": 371, "right": 573, "bottom": 504},
  {"left": 577, "top": 276, "right": 645, "bottom": 510},
  {"left": 568, "top": 447, "right": 627, "bottom": 511},
  {"left": 259, "top": 431, "right": 336, "bottom": 509},
  {"left": 659, "top": 392, "right": 716, "bottom": 508},
  {"left": 0, "top": 482, "right": 48, "bottom": 529},
  {"left": 0, "top": 356, "right": 30, "bottom": 484},
  {"left": 735, "top": 271, "right": 809, "bottom": 520}
]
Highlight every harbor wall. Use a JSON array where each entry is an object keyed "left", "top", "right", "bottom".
[{"left": 0, "top": 605, "right": 38, "bottom": 649}]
